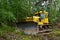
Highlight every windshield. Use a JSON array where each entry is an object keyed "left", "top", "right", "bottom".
[{"left": 40, "top": 14, "right": 45, "bottom": 19}]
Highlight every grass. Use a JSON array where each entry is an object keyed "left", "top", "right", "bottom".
[
  {"left": 0, "top": 24, "right": 15, "bottom": 32},
  {"left": 52, "top": 29, "right": 60, "bottom": 36}
]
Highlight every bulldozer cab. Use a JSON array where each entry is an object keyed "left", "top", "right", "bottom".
[
  {"left": 35, "top": 11, "right": 48, "bottom": 18},
  {"left": 35, "top": 11, "right": 49, "bottom": 25},
  {"left": 35, "top": 11, "right": 45, "bottom": 19},
  {"left": 16, "top": 11, "right": 50, "bottom": 35}
]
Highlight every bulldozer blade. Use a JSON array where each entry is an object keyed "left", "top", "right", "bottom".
[{"left": 16, "top": 22, "right": 38, "bottom": 35}]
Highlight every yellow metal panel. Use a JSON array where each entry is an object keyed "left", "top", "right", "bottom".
[
  {"left": 38, "top": 22, "right": 43, "bottom": 25},
  {"left": 33, "top": 16, "right": 39, "bottom": 22},
  {"left": 44, "top": 18, "right": 49, "bottom": 23},
  {"left": 41, "top": 19, "right": 44, "bottom": 22},
  {"left": 26, "top": 17, "right": 33, "bottom": 21}
]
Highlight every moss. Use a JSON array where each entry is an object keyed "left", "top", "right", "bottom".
[{"left": 53, "top": 29, "right": 60, "bottom": 36}]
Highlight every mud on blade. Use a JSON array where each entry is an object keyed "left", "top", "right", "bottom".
[{"left": 16, "top": 22, "right": 37, "bottom": 34}]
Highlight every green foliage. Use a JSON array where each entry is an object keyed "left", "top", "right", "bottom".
[
  {"left": 0, "top": 23, "right": 15, "bottom": 32},
  {"left": 0, "top": 0, "right": 60, "bottom": 23},
  {"left": 0, "top": 11, "right": 16, "bottom": 23},
  {"left": 0, "top": 0, "right": 16, "bottom": 24},
  {"left": 49, "top": 0, "right": 60, "bottom": 23}
]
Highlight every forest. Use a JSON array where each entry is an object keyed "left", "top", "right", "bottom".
[{"left": 0, "top": 0, "right": 60, "bottom": 40}]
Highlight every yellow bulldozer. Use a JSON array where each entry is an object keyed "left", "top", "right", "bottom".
[
  {"left": 26, "top": 11, "right": 49, "bottom": 26},
  {"left": 25, "top": 11, "right": 50, "bottom": 32},
  {"left": 17, "top": 11, "right": 51, "bottom": 35}
]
